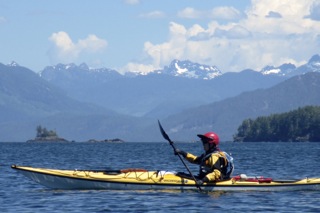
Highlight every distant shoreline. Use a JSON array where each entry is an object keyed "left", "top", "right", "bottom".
[
  {"left": 87, "top": 138, "right": 124, "bottom": 143},
  {"left": 26, "top": 136, "right": 70, "bottom": 143}
]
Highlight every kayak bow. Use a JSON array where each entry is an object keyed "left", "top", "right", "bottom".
[{"left": 11, "top": 165, "right": 320, "bottom": 191}]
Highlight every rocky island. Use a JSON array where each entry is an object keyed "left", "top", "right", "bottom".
[
  {"left": 26, "top": 125, "right": 70, "bottom": 143},
  {"left": 87, "top": 138, "right": 124, "bottom": 143}
]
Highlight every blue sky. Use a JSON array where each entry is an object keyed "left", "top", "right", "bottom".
[{"left": 1, "top": 0, "right": 320, "bottom": 74}]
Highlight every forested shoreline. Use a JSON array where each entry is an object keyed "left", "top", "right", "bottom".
[{"left": 233, "top": 106, "right": 320, "bottom": 142}]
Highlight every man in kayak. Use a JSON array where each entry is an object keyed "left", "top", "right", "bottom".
[{"left": 175, "top": 132, "right": 234, "bottom": 185}]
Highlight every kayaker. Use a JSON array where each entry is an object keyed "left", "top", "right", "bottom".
[{"left": 175, "top": 132, "right": 234, "bottom": 185}]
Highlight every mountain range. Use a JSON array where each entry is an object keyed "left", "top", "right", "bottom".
[
  {"left": 39, "top": 62, "right": 286, "bottom": 117},
  {"left": 0, "top": 54, "right": 320, "bottom": 142}
]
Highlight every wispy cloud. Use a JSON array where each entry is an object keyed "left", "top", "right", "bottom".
[
  {"left": 208, "top": 6, "right": 244, "bottom": 21},
  {"left": 177, "top": 6, "right": 243, "bottom": 21},
  {"left": 177, "top": 7, "right": 203, "bottom": 19},
  {"left": 124, "top": 0, "right": 140, "bottom": 5},
  {"left": 139, "top": 11, "right": 166, "bottom": 18}
]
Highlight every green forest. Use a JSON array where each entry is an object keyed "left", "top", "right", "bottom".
[{"left": 233, "top": 105, "right": 320, "bottom": 142}]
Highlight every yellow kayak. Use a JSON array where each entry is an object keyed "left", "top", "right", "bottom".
[{"left": 11, "top": 165, "right": 320, "bottom": 191}]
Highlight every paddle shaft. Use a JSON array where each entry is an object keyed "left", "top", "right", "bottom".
[{"left": 158, "top": 120, "right": 202, "bottom": 191}]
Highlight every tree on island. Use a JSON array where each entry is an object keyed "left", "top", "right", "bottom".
[
  {"left": 36, "top": 125, "right": 58, "bottom": 138},
  {"left": 233, "top": 105, "right": 320, "bottom": 142}
]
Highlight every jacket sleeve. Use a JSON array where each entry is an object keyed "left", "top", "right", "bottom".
[{"left": 185, "top": 153, "right": 202, "bottom": 164}]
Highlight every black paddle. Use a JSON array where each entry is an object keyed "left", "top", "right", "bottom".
[{"left": 158, "top": 120, "right": 202, "bottom": 191}]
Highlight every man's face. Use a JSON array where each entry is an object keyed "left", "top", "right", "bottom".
[{"left": 201, "top": 139, "right": 210, "bottom": 151}]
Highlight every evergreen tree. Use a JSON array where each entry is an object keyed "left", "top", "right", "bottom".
[{"left": 35, "top": 125, "right": 58, "bottom": 138}]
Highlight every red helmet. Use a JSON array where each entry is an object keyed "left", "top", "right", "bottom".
[{"left": 197, "top": 132, "right": 220, "bottom": 146}]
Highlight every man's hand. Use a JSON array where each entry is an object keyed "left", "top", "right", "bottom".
[
  {"left": 196, "top": 179, "right": 204, "bottom": 185},
  {"left": 196, "top": 177, "right": 209, "bottom": 185},
  {"left": 174, "top": 149, "right": 187, "bottom": 157}
]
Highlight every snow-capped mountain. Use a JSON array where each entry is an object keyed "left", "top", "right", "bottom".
[
  {"left": 155, "top": 59, "right": 222, "bottom": 80},
  {"left": 40, "top": 63, "right": 122, "bottom": 82},
  {"left": 296, "top": 54, "right": 320, "bottom": 74},
  {"left": 260, "top": 63, "right": 296, "bottom": 76},
  {"left": 307, "top": 54, "right": 320, "bottom": 69},
  {"left": 41, "top": 63, "right": 119, "bottom": 75},
  {"left": 7, "top": 61, "right": 20, "bottom": 67},
  {"left": 260, "top": 54, "right": 320, "bottom": 77}
]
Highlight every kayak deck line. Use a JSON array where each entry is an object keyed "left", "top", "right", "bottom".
[
  {"left": 11, "top": 165, "right": 191, "bottom": 186},
  {"left": 11, "top": 165, "right": 320, "bottom": 191}
]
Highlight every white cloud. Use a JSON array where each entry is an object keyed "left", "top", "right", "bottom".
[
  {"left": 169, "top": 22, "right": 187, "bottom": 37},
  {"left": 124, "top": 0, "right": 140, "bottom": 5},
  {"left": 177, "top": 7, "right": 203, "bottom": 19},
  {"left": 214, "top": 24, "right": 251, "bottom": 39},
  {"left": 122, "top": 62, "right": 159, "bottom": 74},
  {"left": 48, "top": 31, "right": 107, "bottom": 64},
  {"left": 187, "top": 24, "right": 211, "bottom": 41},
  {"left": 243, "top": 0, "right": 316, "bottom": 34},
  {"left": 139, "top": 11, "right": 166, "bottom": 18},
  {"left": 125, "top": 0, "right": 320, "bottom": 73},
  {"left": 78, "top": 34, "right": 108, "bottom": 52},
  {"left": 209, "top": 7, "right": 243, "bottom": 21}
]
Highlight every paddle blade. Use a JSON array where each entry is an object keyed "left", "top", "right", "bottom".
[{"left": 158, "top": 120, "right": 172, "bottom": 143}]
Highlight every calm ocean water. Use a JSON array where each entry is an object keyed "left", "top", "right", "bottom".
[{"left": 1, "top": 142, "right": 320, "bottom": 212}]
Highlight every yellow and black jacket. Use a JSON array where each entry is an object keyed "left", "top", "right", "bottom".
[{"left": 185, "top": 150, "right": 230, "bottom": 181}]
